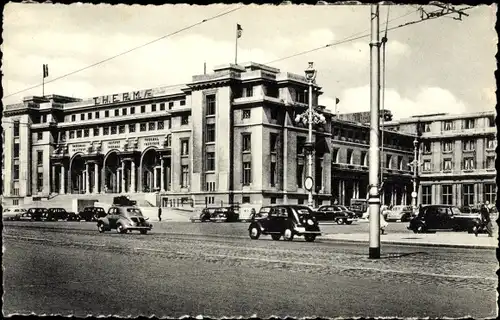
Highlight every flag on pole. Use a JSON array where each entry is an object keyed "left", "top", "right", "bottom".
[
  {"left": 43, "top": 64, "right": 49, "bottom": 78},
  {"left": 236, "top": 24, "right": 243, "bottom": 38}
]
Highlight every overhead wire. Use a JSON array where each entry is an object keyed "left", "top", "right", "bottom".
[{"left": 3, "top": 5, "right": 243, "bottom": 99}]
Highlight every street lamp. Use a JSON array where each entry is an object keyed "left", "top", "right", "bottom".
[
  {"left": 304, "top": 62, "right": 317, "bottom": 208},
  {"left": 410, "top": 137, "right": 420, "bottom": 210}
]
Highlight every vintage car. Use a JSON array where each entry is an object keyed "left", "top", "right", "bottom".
[
  {"left": 386, "top": 205, "right": 415, "bottom": 222},
  {"left": 27, "top": 208, "right": 48, "bottom": 221},
  {"left": 46, "top": 208, "right": 78, "bottom": 221},
  {"left": 78, "top": 206, "right": 106, "bottom": 222},
  {"left": 97, "top": 206, "right": 152, "bottom": 234},
  {"left": 197, "top": 206, "right": 240, "bottom": 223},
  {"left": 408, "top": 205, "right": 481, "bottom": 233},
  {"left": 2, "top": 208, "right": 27, "bottom": 221},
  {"left": 313, "top": 205, "right": 356, "bottom": 224},
  {"left": 248, "top": 205, "right": 321, "bottom": 242}
]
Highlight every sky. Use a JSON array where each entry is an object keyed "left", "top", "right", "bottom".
[{"left": 2, "top": 3, "right": 497, "bottom": 120}]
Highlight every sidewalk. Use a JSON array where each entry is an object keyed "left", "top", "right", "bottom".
[{"left": 322, "top": 232, "right": 498, "bottom": 249}]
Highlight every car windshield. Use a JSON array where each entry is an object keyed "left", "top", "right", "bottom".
[
  {"left": 451, "top": 207, "right": 462, "bottom": 215},
  {"left": 337, "top": 206, "right": 348, "bottom": 211},
  {"left": 125, "top": 208, "right": 143, "bottom": 217},
  {"left": 293, "top": 207, "right": 312, "bottom": 218}
]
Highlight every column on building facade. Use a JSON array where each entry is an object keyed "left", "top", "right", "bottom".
[
  {"left": 160, "top": 158, "right": 165, "bottom": 192},
  {"left": 116, "top": 169, "right": 120, "bottom": 193},
  {"left": 153, "top": 167, "right": 158, "bottom": 190},
  {"left": 131, "top": 161, "right": 136, "bottom": 193},
  {"left": 93, "top": 162, "right": 99, "bottom": 194},
  {"left": 59, "top": 165, "right": 65, "bottom": 194},
  {"left": 51, "top": 166, "right": 55, "bottom": 194},
  {"left": 403, "top": 185, "right": 407, "bottom": 205},
  {"left": 85, "top": 163, "right": 90, "bottom": 194},
  {"left": 121, "top": 160, "right": 126, "bottom": 193}
]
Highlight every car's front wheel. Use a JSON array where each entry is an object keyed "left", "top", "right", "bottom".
[
  {"left": 271, "top": 234, "right": 281, "bottom": 241},
  {"left": 249, "top": 226, "right": 261, "bottom": 240},
  {"left": 283, "top": 228, "right": 294, "bottom": 241},
  {"left": 336, "top": 218, "right": 344, "bottom": 225},
  {"left": 97, "top": 222, "right": 105, "bottom": 233},
  {"left": 304, "top": 234, "right": 316, "bottom": 242}
]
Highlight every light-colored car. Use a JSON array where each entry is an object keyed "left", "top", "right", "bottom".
[
  {"left": 386, "top": 205, "right": 414, "bottom": 222},
  {"left": 97, "top": 206, "right": 153, "bottom": 234},
  {"left": 2, "top": 208, "right": 27, "bottom": 221}
]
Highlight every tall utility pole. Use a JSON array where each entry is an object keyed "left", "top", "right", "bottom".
[{"left": 368, "top": 4, "right": 381, "bottom": 259}]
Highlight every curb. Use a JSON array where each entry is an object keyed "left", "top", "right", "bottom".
[{"left": 319, "top": 237, "right": 497, "bottom": 250}]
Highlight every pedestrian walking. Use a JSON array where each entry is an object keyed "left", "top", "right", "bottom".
[
  {"left": 158, "top": 207, "right": 162, "bottom": 222},
  {"left": 380, "top": 210, "right": 389, "bottom": 235},
  {"left": 476, "top": 202, "right": 493, "bottom": 237}
]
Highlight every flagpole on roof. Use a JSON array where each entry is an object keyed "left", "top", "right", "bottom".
[{"left": 235, "top": 24, "right": 242, "bottom": 65}]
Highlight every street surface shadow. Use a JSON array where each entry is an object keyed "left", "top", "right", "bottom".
[{"left": 379, "top": 252, "right": 428, "bottom": 259}]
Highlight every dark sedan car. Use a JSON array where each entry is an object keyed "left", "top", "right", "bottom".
[
  {"left": 197, "top": 207, "right": 240, "bottom": 223},
  {"left": 408, "top": 205, "right": 481, "bottom": 233},
  {"left": 314, "top": 205, "right": 356, "bottom": 224},
  {"left": 26, "top": 208, "right": 48, "bottom": 221},
  {"left": 46, "top": 208, "right": 78, "bottom": 221},
  {"left": 248, "top": 205, "right": 321, "bottom": 242},
  {"left": 78, "top": 206, "right": 106, "bottom": 221}
]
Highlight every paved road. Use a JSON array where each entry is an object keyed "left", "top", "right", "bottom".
[{"left": 3, "top": 222, "right": 497, "bottom": 318}]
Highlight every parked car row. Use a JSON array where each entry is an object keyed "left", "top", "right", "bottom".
[{"left": 2, "top": 206, "right": 107, "bottom": 222}]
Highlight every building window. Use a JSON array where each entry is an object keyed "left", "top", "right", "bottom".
[
  {"left": 464, "top": 118, "right": 475, "bottom": 129},
  {"left": 297, "top": 136, "right": 306, "bottom": 155},
  {"left": 157, "top": 121, "right": 164, "bottom": 130},
  {"left": 93, "top": 128, "right": 100, "bottom": 136},
  {"left": 84, "top": 129, "right": 89, "bottom": 137},
  {"left": 346, "top": 149, "right": 354, "bottom": 165},
  {"left": 443, "top": 159, "right": 452, "bottom": 171},
  {"left": 242, "top": 134, "right": 251, "bottom": 152},
  {"left": 13, "top": 144, "right": 20, "bottom": 158},
  {"left": 442, "top": 185, "right": 453, "bottom": 205},
  {"left": 121, "top": 108, "right": 127, "bottom": 116},
  {"left": 270, "top": 197, "right": 277, "bottom": 204},
  {"left": 81, "top": 114, "right": 85, "bottom": 120},
  {"left": 103, "top": 127, "right": 109, "bottom": 135},
  {"left": 486, "top": 137, "right": 496, "bottom": 149},
  {"left": 206, "top": 124, "right": 215, "bottom": 142},
  {"left": 180, "top": 100, "right": 186, "bottom": 106},
  {"left": 463, "top": 139, "right": 475, "bottom": 151},
  {"left": 362, "top": 151, "right": 368, "bottom": 166},
  {"left": 130, "top": 107, "right": 135, "bottom": 114},
  {"left": 129, "top": 124, "right": 136, "bottom": 133},
  {"left": 105, "top": 110, "right": 109, "bottom": 118},
  {"left": 141, "top": 105, "right": 146, "bottom": 113},
  {"left": 484, "top": 183, "right": 496, "bottom": 204},
  {"left": 242, "top": 196, "right": 251, "bottom": 204},
  {"left": 443, "top": 121, "right": 453, "bottom": 131},
  {"left": 88, "top": 112, "right": 93, "bottom": 120},
  {"left": 181, "top": 139, "right": 189, "bottom": 156},
  {"left": 13, "top": 199, "right": 19, "bottom": 205},
  {"left": 168, "top": 119, "right": 172, "bottom": 129},
  {"left": 77, "top": 130, "right": 82, "bottom": 138},
  {"left": 206, "top": 152, "right": 215, "bottom": 171},
  {"left": 181, "top": 115, "right": 189, "bottom": 125},
  {"left": 422, "top": 185, "right": 432, "bottom": 205},
  {"left": 119, "top": 125, "right": 125, "bottom": 134},
  {"left": 463, "top": 157, "right": 474, "bottom": 170},
  {"left": 244, "top": 86, "right": 253, "bottom": 97},
  {"left": 206, "top": 94, "right": 216, "bottom": 115},
  {"left": 423, "top": 141, "right": 431, "bottom": 153},
  {"left": 270, "top": 162, "right": 277, "bottom": 187},
  {"left": 398, "top": 156, "right": 404, "bottom": 170},
  {"left": 160, "top": 103, "right": 165, "bottom": 111},
  {"left": 169, "top": 101, "right": 174, "bottom": 109},
  {"left": 243, "top": 161, "right": 252, "bottom": 185},
  {"left": 270, "top": 133, "right": 278, "bottom": 153},
  {"left": 242, "top": 109, "right": 251, "bottom": 119},
  {"left": 114, "top": 109, "right": 119, "bottom": 117},
  {"left": 296, "top": 90, "right": 307, "bottom": 103},
  {"left": 270, "top": 108, "right": 278, "bottom": 120},
  {"left": 385, "top": 154, "right": 392, "bottom": 169},
  {"left": 442, "top": 141, "right": 453, "bottom": 152},
  {"left": 13, "top": 121, "right": 20, "bottom": 137},
  {"left": 488, "top": 116, "right": 495, "bottom": 127},
  {"left": 95, "top": 111, "right": 100, "bottom": 119},
  {"left": 148, "top": 122, "right": 156, "bottom": 131},
  {"left": 37, "top": 172, "right": 43, "bottom": 192},
  {"left": 181, "top": 165, "right": 189, "bottom": 188},
  {"left": 13, "top": 165, "right": 19, "bottom": 180},
  {"left": 424, "top": 123, "right": 431, "bottom": 132},
  {"left": 37, "top": 132, "right": 43, "bottom": 141},
  {"left": 423, "top": 160, "right": 431, "bottom": 171},
  {"left": 463, "top": 184, "right": 474, "bottom": 207},
  {"left": 111, "top": 126, "right": 117, "bottom": 135},
  {"left": 486, "top": 156, "right": 495, "bottom": 169},
  {"left": 70, "top": 131, "right": 75, "bottom": 139},
  {"left": 71, "top": 115, "right": 76, "bottom": 122},
  {"left": 296, "top": 164, "right": 304, "bottom": 188},
  {"left": 151, "top": 104, "right": 157, "bottom": 112},
  {"left": 140, "top": 123, "right": 146, "bottom": 132}
]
